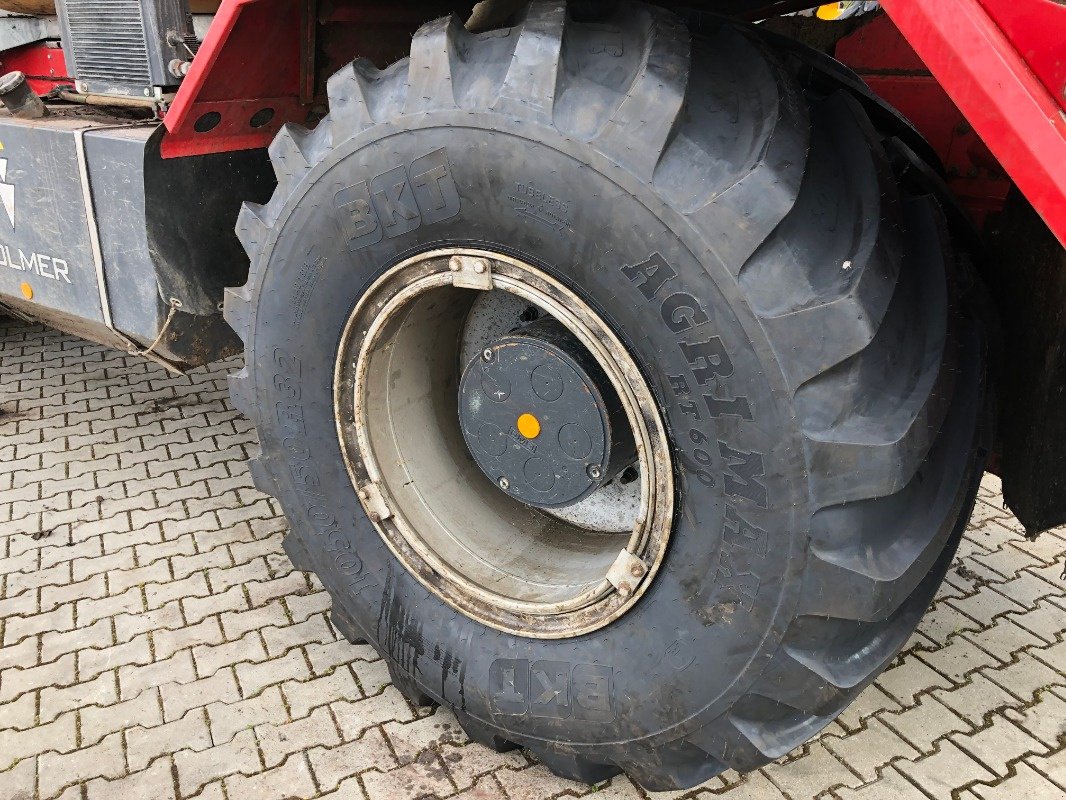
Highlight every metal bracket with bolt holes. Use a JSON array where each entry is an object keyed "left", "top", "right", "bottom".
[
  {"left": 606, "top": 550, "right": 649, "bottom": 597},
  {"left": 450, "top": 255, "right": 494, "bottom": 290},
  {"left": 358, "top": 483, "right": 392, "bottom": 523}
]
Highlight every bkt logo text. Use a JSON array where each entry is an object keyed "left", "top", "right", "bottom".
[
  {"left": 334, "top": 147, "right": 460, "bottom": 250},
  {"left": 489, "top": 659, "right": 614, "bottom": 721}
]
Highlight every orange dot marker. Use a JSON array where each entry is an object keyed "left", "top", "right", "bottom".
[
  {"left": 516, "top": 413, "right": 541, "bottom": 439},
  {"left": 19, "top": 282, "right": 32, "bottom": 300}
]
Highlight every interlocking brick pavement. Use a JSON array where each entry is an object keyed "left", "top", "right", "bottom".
[{"left": 1, "top": 316, "right": 1064, "bottom": 800}]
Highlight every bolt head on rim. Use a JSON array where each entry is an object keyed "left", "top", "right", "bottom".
[{"left": 333, "top": 249, "right": 674, "bottom": 639}]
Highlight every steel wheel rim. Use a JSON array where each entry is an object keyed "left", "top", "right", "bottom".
[{"left": 334, "top": 248, "right": 674, "bottom": 638}]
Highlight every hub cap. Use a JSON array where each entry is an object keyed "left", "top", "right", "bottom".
[
  {"left": 334, "top": 249, "right": 674, "bottom": 638},
  {"left": 458, "top": 318, "right": 636, "bottom": 508}
]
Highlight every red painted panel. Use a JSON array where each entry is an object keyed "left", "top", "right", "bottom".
[
  {"left": 161, "top": 0, "right": 310, "bottom": 158},
  {"left": 979, "top": 0, "right": 1066, "bottom": 113},
  {"left": 0, "top": 42, "right": 72, "bottom": 95},
  {"left": 836, "top": 15, "right": 1010, "bottom": 229},
  {"left": 162, "top": 0, "right": 443, "bottom": 159},
  {"left": 863, "top": 76, "right": 1009, "bottom": 227},
  {"left": 834, "top": 11, "right": 926, "bottom": 73},
  {"left": 881, "top": 0, "right": 1066, "bottom": 247}
]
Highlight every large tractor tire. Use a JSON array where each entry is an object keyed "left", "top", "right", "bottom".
[{"left": 225, "top": 1, "right": 988, "bottom": 789}]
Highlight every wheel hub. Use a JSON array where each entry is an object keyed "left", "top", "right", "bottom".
[
  {"left": 333, "top": 249, "right": 674, "bottom": 638},
  {"left": 458, "top": 318, "right": 636, "bottom": 508}
]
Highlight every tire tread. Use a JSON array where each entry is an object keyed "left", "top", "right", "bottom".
[{"left": 224, "top": 1, "right": 987, "bottom": 789}]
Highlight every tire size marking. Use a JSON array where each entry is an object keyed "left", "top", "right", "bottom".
[
  {"left": 272, "top": 347, "right": 377, "bottom": 596},
  {"left": 334, "top": 148, "right": 460, "bottom": 251},
  {"left": 291, "top": 248, "right": 324, "bottom": 327},
  {"left": 508, "top": 180, "right": 573, "bottom": 233},
  {"left": 489, "top": 659, "right": 615, "bottom": 722}
]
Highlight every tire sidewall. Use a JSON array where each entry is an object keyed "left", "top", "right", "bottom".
[{"left": 247, "top": 114, "right": 809, "bottom": 751}]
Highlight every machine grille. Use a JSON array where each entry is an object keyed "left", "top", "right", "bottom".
[{"left": 64, "top": 0, "right": 153, "bottom": 87}]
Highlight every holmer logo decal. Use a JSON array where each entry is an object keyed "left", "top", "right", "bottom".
[
  {"left": 0, "top": 152, "right": 74, "bottom": 285},
  {"left": 0, "top": 158, "right": 15, "bottom": 229}
]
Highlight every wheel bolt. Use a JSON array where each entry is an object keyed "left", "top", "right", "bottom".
[
  {"left": 498, "top": 477, "right": 510, "bottom": 490},
  {"left": 587, "top": 464, "right": 602, "bottom": 480},
  {"left": 483, "top": 348, "right": 495, "bottom": 363}
]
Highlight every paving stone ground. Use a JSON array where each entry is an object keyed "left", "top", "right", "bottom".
[{"left": 1, "top": 316, "right": 1064, "bottom": 800}]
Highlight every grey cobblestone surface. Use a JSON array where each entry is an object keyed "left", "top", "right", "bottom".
[{"left": 1, "top": 317, "right": 1064, "bottom": 800}]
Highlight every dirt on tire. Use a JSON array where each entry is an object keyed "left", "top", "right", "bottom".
[{"left": 224, "top": 1, "right": 990, "bottom": 789}]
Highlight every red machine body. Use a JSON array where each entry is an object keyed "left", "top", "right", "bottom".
[
  {"left": 835, "top": 13, "right": 1011, "bottom": 230},
  {"left": 160, "top": 0, "right": 443, "bottom": 158},
  {"left": 161, "top": 0, "right": 1066, "bottom": 248},
  {"left": 160, "top": 0, "right": 309, "bottom": 158},
  {"left": 0, "top": 41, "right": 71, "bottom": 94},
  {"left": 879, "top": 0, "right": 1066, "bottom": 245}
]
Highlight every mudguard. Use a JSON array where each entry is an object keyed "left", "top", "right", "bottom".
[{"left": 0, "top": 113, "right": 272, "bottom": 367}]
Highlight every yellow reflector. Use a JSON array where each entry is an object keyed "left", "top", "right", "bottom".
[
  {"left": 19, "top": 282, "right": 32, "bottom": 300},
  {"left": 817, "top": 3, "right": 847, "bottom": 20},
  {"left": 517, "top": 413, "right": 541, "bottom": 440}
]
